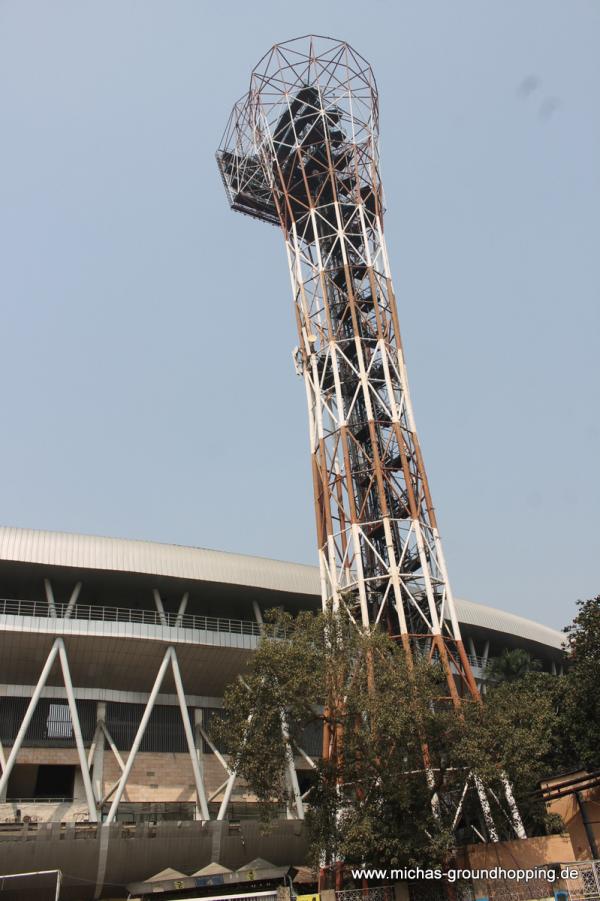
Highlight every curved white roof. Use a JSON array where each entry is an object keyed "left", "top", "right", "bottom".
[
  {"left": 0, "top": 525, "right": 317, "bottom": 596},
  {"left": 0, "top": 526, "right": 563, "bottom": 650},
  {"left": 453, "top": 596, "right": 563, "bottom": 651}
]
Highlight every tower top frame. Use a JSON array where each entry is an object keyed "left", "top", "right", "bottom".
[{"left": 217, "top": 35, "right": 382, "bottom": 227}]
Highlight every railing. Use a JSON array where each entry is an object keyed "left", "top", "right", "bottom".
[
  {"left": 467, "top": 654, "right": 489, "bottom": 669},
  {"left": 0, "top": 602, "right": 532, "bottom": 671},
  {"left": 3, "top": 797, "right": 72, "bottom": 804},
  {"left": 564, "top": 861, "right": 600, "bottom": 901},
  {"left": 337, "top": 889, "right": 394, "bottom": 901},
  {"left": 0, "top": 598, "right": 261, "bottom": 637}
]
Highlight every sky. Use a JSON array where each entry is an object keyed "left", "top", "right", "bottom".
[{"left": 0, "top": 1, "right": 598, "bottom": 630}]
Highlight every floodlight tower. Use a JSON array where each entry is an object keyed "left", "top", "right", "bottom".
[
  {"left": 217, "top": 35, "right": 525, "bottom": 842},
  {"left": 217, "top": 34, "right": 476, "bottom": 700}
]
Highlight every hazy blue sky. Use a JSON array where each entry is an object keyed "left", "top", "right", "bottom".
[{"left": 0, "top": 1, "right": 598, "bottom": 629}]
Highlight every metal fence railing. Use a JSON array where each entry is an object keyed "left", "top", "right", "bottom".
[
  {"left": 564, "top": 861, "right": 600, "bottom": 901},
  {"left": 0, "top": 597, "right": 261, "bottom": 637},
  {"left": 467, "top": 654, "right": 489, "bottom": 669},
  {"left": 4, "top": 797, "right": 72, "bottom": 804}
]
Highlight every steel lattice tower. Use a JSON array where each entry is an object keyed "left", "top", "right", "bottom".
[
  {"left": 217, "top": 35, "right": 525, "bottom": 843},
  {"left": 217, "top": 35, "right": 479, "bottom": 700}
]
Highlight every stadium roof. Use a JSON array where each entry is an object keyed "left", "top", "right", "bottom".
[{"left": 0, "top": 526, "right": 563, "bottom": 650}]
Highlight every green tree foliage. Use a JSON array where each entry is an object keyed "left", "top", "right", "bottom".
[
  {"left": 213, "top": 610, "right": 459, "bottom": 867},
  {"left": 455, "top": 672, "right": 565, "bottom": 834},
  {"left": 484, "top": 648, "right": 542, "bottom": 685},
  {"left": 212, "top": 609, "right": 326, "bottom": 812},
  {"left": 213, "top": 596, "right": 600, "bottom": 867},
  {"left": 562, "top": 594, "right": 600, "bottom": 770},
  {"left": 308, "top": 625, "right": 461, "bottom": 868}
]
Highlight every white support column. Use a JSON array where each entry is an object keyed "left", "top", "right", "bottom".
[
  {"left": 426, "top": 766, "right": 441, "bottom": 821},
  {"left": 86, "top": 727, "right": 101, "bottom": 772},
  {"left": 467, "top": 637, "right": 477, "bottom": 660},
  {"left": 170, "top": 649, "right": 210, "bottom": 820},
  {"left": 452, "top": 773, "right": 472, "bottom": 830},
  {"left": 208, "top": 778, "right": 230, "bottom": 803},
  {"left": 474, "top": 774, "right": 499, "bottom": 842},
  {"left": 217, "top": 771, "right": 237, "bottom": 821},
  {"left": 217, "top": 710, "right": 253, "bottom": 821},
  {"left": 97, "top": 726, "right": 126, "bottom": 804},
  {"left": 0, "top": 739, "right": 6, "bottom": 802},
  {"left": 57, "top": 640, "right": 97, "bottom": 822},
  {"left": 281, "top": 715, "right": 304, "bottom": 819},
  {"left": 193, "top": 709, "right": 207, "bottom": 809},
  {"left": 482, "top": 641, "right": 490, "bottom": 666},
  {"left": 44, "top": 579, "right": 57, "bottom": 617},
  {"left": 100, "top": 778, "right": 121, "bottom": 806},
  {"left": 501, "top": 772, "right": 527, "bottom": 838},
  {"left": 0, "top": 639, "right": 61, "bottom": 799},
  {"left": 64, "top": 582, "right": 82, "bottom": 619},
  {"left": 293, "top": 742, "right": 317, "bottom": 770},
  {"left": 91, "top": 702, "right": 106, "bottom": 804},
  {"left": 101, "top": 724, "right": 125, "bottom": 772},
  {"left": 251, "top": 603, "right": 302, "bottom": 818},
  {"left": 175, "top": 592, "right": 189, "bottom": 627},
  {"left": 94, "top": 823, "right": 110, "bottom": 900},
  {"left": 152, "top": 589, "right": 168, "bottom": 626},
  {"left": 196, "top": 723, "right": 232, "bottom": 776},
  {"left": 105, "top": 647, "right": 172, "bottom": 823}
]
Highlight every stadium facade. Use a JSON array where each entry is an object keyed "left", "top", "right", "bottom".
[{"left": 0, "top": 525, "right": 564, "bottom": 897}]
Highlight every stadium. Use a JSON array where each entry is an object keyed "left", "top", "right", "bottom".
[{"left": 0, "top": 525, "right": 564, "bottom": 897}]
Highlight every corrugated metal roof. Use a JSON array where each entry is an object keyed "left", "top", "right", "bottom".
[
  {"left": 0, "top": 526, "right": 318, "bottom": 596},
  {"left": 454, "top": 597, "right": 563, "bottom": 650},
  {"left": 0, "top": 526, "right": 564, "bottom": 649}
]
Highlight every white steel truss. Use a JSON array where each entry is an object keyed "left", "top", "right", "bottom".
[
  {"left": 103, "top": 645, "right": 210, "bottom": 822},
  {"left": 0, "top": 583, "right": 314, "bottom": 825},
  {"left": 217, "top": 34, "right": 476, "bottom": 701},
  {"left": 0, "top": 637, "right": 97, "bottom": 821}
]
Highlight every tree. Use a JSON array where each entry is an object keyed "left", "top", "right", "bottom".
[
  {"left": 562, "top": 594, "right": 600, "bottom": 770},
  {"left": 307, "top": 625, "right": 461, "bottom": 869},
  {"left": 213, "top": 610, "right": 461, "bottom": 869},
  {"left": 454, "top": 672, "right": 565, "bottom": 835},
  {"left": 211, "top": 592, "right": 600, "bottom": 872},
  {"left": 485, "top": 648, "right": 541, "bottom": 685}
]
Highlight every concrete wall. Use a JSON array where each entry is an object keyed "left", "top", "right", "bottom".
[
  {"left": 102, "top": 751, "right": 253, "bottom": 804},
  {"left": 0, "top": 748, "right": 90, "bottom": 823},
  {"left": 546, "top": 784, "right": 600, "bottom": 860},
  {"left": 456, "top": 834, "right": 576, "bottom": 901},
  {"left": 0, "top": 748, "right": 255, "bottom": 822},
  {"left": 0, "top": 799, "right": 89, "bottom": 823},
  {"left": 456, "top": 833, "right": 576, "bottom": 870}
]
